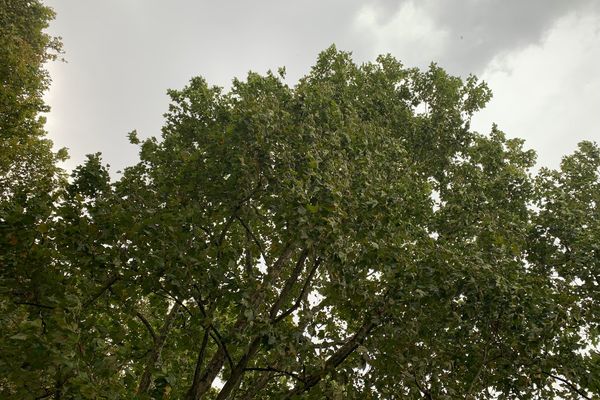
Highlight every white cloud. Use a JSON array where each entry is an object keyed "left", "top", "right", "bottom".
[
  {"left": 471, "top": 11, "right": 600, "bottom": 169},
  {"left": 354, "top": 1, "right": 449, "bottom": 68}
]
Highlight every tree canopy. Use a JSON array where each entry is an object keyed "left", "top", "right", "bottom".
[{"left": 1, "top": 4, "right": 599, "bottom": 399}]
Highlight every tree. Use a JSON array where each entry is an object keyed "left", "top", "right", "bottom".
[
  {"left": 0, "top": 1, "right": 68, "bottom": 398},
  {"left": 0, "top": 0, "right": 65, "bottom": 235},
  {"left": 0, "top": 0, "right": 65, "bottom": 190},
  {"left": 1, "top": 29, "right": 599, "bottom": 399}
]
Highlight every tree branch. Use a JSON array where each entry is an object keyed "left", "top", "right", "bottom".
[
  {"left": 413, "top": 375, "right": 433, "bottom": 400},
  {"left": 269, "top": 250, "right": 308, "bottom": 320},
  {"left": 193, "top": 293, "right": 234, "bottom": 370},
  {"left": 274, "top": 257, "right": 321, "bottom": 323},
  {"left": 135, "top": 311, "right": 157, "bottom": 343},
  {"left": 238, "top": 370, "right": 275, "bottom": 400},
  {"left": 215, "top": 336, "right": 262, "bottom": 400},
  {"left": 159, "top": 285, "right": 195, "bottom": 318},
  {"left": 185, "top": 346, "right": 226, "bottom": 400},
  {"left": 217, "top": 181, "right": 262, "bottom": 246},
  {"left": 265, "top": 241, "right": 295, "bottom": 281},
  {"left": 282, "top": 316, "right": 378, "bottom": 399},
  {"left": 215, "top": 250, "right": 313, "bottom": 400},
  {"left": 185, "top": 238, "right": 293, "bottom": 399},
  {"left": 236, "top": 215, "right": 266, "bottom": 262},
  {"left": 82, "top": 274, "right": 120, "bottom": 308},
  {"left": 188, "top": 329, "right": 210, "bottom": 397},
  {"left": 466, "top": 344, "right": 488, "bottom": 396},
  {"left": 137, "top": 303, "right": 181, "bottom": 395},
  {"left": 208, "top": 327, "right": 234, "bottom": 370},
  {"left": 541, "top": 370, "right": 591, "bottom": 400},
  {"left": 14, "top": 301, "right": 55, "bottom": 309}
]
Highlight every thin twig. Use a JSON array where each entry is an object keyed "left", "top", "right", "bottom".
[
  {"left": 413, "top": 375, "right": 433, "bottom": 400},
  {"left": 235, "top": 215, "right": 266, "bottom": 261},
  {"left": 217, "top": 181, "right": 262, "bottom": 246},
  {"left": 244, "top": 367, "right": 306, "bottom": 383},
  {"left": 83, "top": 274, "right": 120, "bottom": 308},
  {"left": 541, "top": 371, "right": 591, "bottom": 400},
  {"left": 14, "top": 301, "right": 55, "bottom": 309},
  {"left": 159, "top": 286, "right": 195, "bottom": 318}
]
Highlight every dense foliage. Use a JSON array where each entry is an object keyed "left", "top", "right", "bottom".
[
  {"left": 1, "top": 1, "right": 67, "bottom": 398},
  {"left": 1, "top": 2, "right": 599, "bottom": 399}
]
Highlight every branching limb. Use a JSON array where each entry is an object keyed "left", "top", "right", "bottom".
[
  {"left": 264, "top": 241, "right": 295, "bottom": 281},
  {"left": 188, "top": 329, "right": 210, "bottom": 397},
  {"left": 193, "top": 293, "right": 234, "bottom": 370},
  {"left": 217, "top": 181, "right": 262, "bottom": 246},
  {"left": 238, "top": 370, "right": 275, "bottom": 400},
  {"left": 236, "top": 215, "right": 266, "bottom": 262},
  {"left": 274, "top": 257, "right": 321, "bottom": 323},
  {"left": 215, "top": 336, "right": 262, "bottom": 400},
  {"left": 159, "top": 285, "right": 195, "bottom": 318},
  {"left": 208, "top": 328, "right": 234, "bottom": 370},
  {"left": 269, "top": 249, "right": 308, "bottom": 320},
  {"left": 135, "top": 311, "right": 157, "bottom": 343},
  {"left": 136, "top": 303, "right": 181, "bottom": 395},
  {"left": 13, "top": 301, "right": 55, "bottom": 309},
  {"left": 413, "top": 375, "right": 433, "bottom": 400},
  {"left": 282, "top": 316, "right": 379, "bottom": 399},
  {"left": 82, "top": 274, "right": 120, "bottom": 308},
  {"left": 466, "top": 343, "right": 488, "bottom": 396},
  {"left": 185, "top": 236, "right": 294, "bottom": 399},
  {"left": 541, "top": 371, "right": 591, "bottom": 400},
  {"left": 185, "top": 346, "right": 226, "bottom": 400}
]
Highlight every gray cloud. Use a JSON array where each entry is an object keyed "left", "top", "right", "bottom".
[
  {"left": 354, "top": 0, "right": 599, "bottom": 75},
  {"left": 427, "top": 0, "right": 598, "bottom": 74},
  {"left": 43, "top": 0, "right": 600, "bottom": 173}
]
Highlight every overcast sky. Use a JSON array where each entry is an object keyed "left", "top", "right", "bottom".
[{"left": 43, "top": 0, "right": 600, "bottom": 174}]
